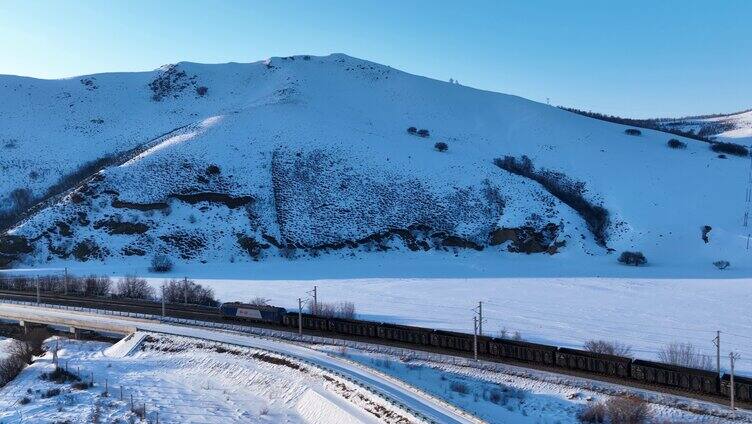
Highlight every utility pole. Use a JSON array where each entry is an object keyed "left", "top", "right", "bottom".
[
  {"left": 307, "top": 286, "right": 318, "bottom": 315},
  {"left": 713, "top": 331, "right": 721, "bottom": 377},
  {"left": 183, "top": 277, "right": 189, "bottom": 304},
  {"left": 161, "top": 285, "right": 166, "bottom": 319},
  {"left": 36, "top": 277, "right": 40, "bottom": 305},
  {"left": 298, "top": 298, "right": 303, "bottom": 335},
  {"left": 478, "top": 301, "right": 483, "bottom": 336},
  {"left": 473, "top": 316, "right": 478, "bottom": 361},
  {"left": 64, "top": 267, "right": 68, "bottom": 295},
  {"left": 729, "top": 352, "right": 740, "bottom": 416},
  {"left": 473, "top": 301, "right": 485, "bottom": 337}
]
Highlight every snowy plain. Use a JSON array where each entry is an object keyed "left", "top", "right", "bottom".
[{"left": 0, "top": 334, "right": 424, "bottom": 423}]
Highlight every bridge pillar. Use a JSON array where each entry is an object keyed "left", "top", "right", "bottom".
[{"left": 19, "top": 320, "right": 47, "bottom": 334}]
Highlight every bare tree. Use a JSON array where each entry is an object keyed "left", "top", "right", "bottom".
[
  {"left": 83, "top": 275, "right": 111, "bottom": 296},
  {"left": 115, "top": 276, "right": 154, "bottom": 300},
  {"left": 308, "top": 301, "right": 357, "bottom": 319},
  {"left": 248, "top": 296, "right": 271, "bottom": 306},
  {"left": 161, "top": 278, "right": 217, "bottom": 306},
  {"left": 8, "top": 328, "right": 50, "bottom": 364},
  {"left": 149, "top": 254, "right": 173, "bottom": 272},
  {"left": 584, "top": 340, "right": 632, "bottom": 357},
  {"left": 658, "top": 342, "right": 713, "bottom": 370},
  {"left": 579, "top": 396, "right": 651, "bottom": 424},
  {"left": 605, "top": 396, "right": 651, "bottom": 423}
]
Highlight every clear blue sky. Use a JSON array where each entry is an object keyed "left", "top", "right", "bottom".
[{"left": 1, "top": 0, "right": 750, "bottom": 118}]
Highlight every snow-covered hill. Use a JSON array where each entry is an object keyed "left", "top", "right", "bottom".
[
  {"left": 656, "top": 109, "right": 752, "bottom": 144},
  {"left": 1, "top": 54, "right": 749, "bottom": 274}
]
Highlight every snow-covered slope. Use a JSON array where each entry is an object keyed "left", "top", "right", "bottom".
[
  {"left": 656, "top": 109, "right": 752, "bottom": 144},
  {"left": 1, "top": 54, "right": 749, "bottom": 273}
]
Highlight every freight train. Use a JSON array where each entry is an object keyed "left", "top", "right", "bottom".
[{"left": 220, "top": 301, "right": 751, "bottom": 402}]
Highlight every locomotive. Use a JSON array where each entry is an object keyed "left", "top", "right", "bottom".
[{"left": 220, "top": 302, "right": 750, "bottom": 402}]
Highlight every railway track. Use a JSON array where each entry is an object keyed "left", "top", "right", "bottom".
[{"left": 0, "top": 289, "right": 749, "bottom": 411}]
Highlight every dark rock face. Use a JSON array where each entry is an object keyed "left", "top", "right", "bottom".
[
  {"left": 172, "top": 193, "right": 253, "bottom": 209},
  {"left": 236, "top": 234, "right": 270, "bottom": 260},
  {"left": 93, "top": 219, "right": 149, "bottom": 235},
  {"left": 0, "top": 235, "right": 33, "bottom": 268},
  {"left": 0, "top": 235, "right": 33, "bottom": 255},
  {"left": 112, "top": 198, "right": 169, "bottom": 211},
  {"left": 489, "top": 224, "right": 562, "bottom": 254},
  {"left": 55, "top": 221, "right": 73, "bottom": 237},
  {"left": 72, "top": 238, "right": 105, "bottom": 262},
  {"left": 159, "top": 231, "right": 206, "bottom": 259},
  {"left": 122, "top": 246, "right": 146, "bottom": 256},
  {"left": 288, "top": 225, "right": 485, "bottom": 254}
]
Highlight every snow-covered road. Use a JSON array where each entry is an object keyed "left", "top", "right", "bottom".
[{"left": 0, "top": 303, "right": 479, "bottom": 424}]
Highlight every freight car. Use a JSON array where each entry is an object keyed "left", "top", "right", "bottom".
[
  {"left": 490, "top": 338, "right": 557, "bottom": 366},
  {"left": 431, "top": 329, "right": 474, "bottom": 352},
  {"left": 219, "top": 302, "right": 287, "bottom": 323},
  {"left": 631, "top": 359, "right": 718, "bottom": 395},
  {"left": 721, "top": 374, "right": 752, "bottom": 402},
  {"left": 557, "top": 347, "right": 631, "bottom": 378},
  {"left": 379, "top": 322, "right": 432, "bottom": 345}
]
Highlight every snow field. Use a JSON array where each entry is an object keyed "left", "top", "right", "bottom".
[
  {"left": 0, "top": 334, "right": 422, "bottom": 423},
  {"left": 314, "top": 344, "right": 752, "bottom": 424}
]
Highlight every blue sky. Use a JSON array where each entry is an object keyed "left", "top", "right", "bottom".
[{"left": 1, "top": 0, "right": 749, "bottom": 118}]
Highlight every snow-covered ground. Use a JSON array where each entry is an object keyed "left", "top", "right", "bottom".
[
  {"left": 315, "top": 345, "right": 752, "bottom": 423},
  {"left": 0, "top": 305, "right": 480, "bottom": 424},
  {"left": 0, "top": 334, "right": 424, "bottom": 423},
  {"left": 0, "top": 329, "right": 748, "bottom": 423}
]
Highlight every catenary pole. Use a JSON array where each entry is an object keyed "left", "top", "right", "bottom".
[
  {"left": 161, "top": 285, "right": 166, "bottom": 319},
  {"left": 473, "top": 316, "right": 478, "bottom": 361},
  {"left": 478, "top": 301, "right": 483, "bottom": 336},
  {"left": 730, "top": 352, "right": 740, "bottom": 415},
  {"left": 183, "top": 277, "right": 188, "bottom": 304},
  {"left": 298, "top": 298, "right": 303, "bottom": 335},
  {"left": 713, "top": 331, "right": 721, "bottom": 377}
]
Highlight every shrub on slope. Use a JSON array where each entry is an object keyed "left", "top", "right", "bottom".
[
  {"left": 710, "top": 141, "right": 749, "bottom": 157},
  {"left": 494, "top": 155, "right": 609, "bottom": 246}
]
